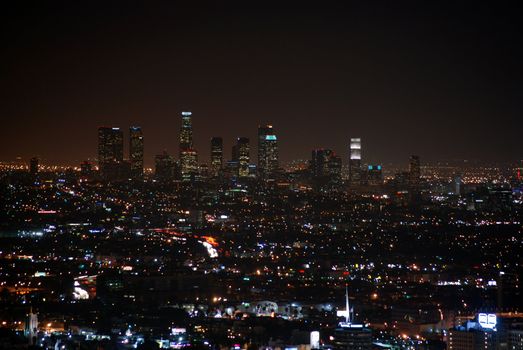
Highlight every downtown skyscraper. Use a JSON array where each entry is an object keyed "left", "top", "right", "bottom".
[
  {"left": 257, "top": 124, "right": 279, "bottom": 177},
  {"left": 98, "top": 127, "right": 124, "bottom": 178},
  {"left": 178, "top": 111, "right": 198, "bottom": 179},
  {"left": 129, "top": 126, "right": 144, "bottom": 178},
  {"left": 349, "top": 138, "right": 362, "bottom": 186},
  {"left": 233, "top": 137, "right": 250, "bottom": 177},
  {"left": 210, "top": 137, "right": 223, "bottom": 177},
  {"left": 179, "top": 111, "right": 193, "bottom": 151},
  {"left": 311, "top": 149, "right": 341, "bottom": 179}
]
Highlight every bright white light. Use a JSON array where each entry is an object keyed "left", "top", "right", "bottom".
[
  {"left": 310, "top": 331, "right": 320, "bottom": 349},
  {"left": 73, "top": 286, "right": 89, "bottom": 300},
  {"left": 478, "top": 313, "right": 497, "bottom": 330},
  {"left": 201, "top": 241, "right": 218, "bottom": 258}
]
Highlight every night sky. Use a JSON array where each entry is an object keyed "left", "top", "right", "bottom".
[{"left": 1, "top": 1, "right": 522, "bottom": 166}]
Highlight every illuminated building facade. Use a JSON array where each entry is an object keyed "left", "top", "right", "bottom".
[
  {"left": 333, "top": 286, "right": 372, "bottom": 350},
  {"left": 349, "top": 138, "right": 362, "bottom": 186},
  {"left": 210, "top": 137, "right": 223, "bottom": 176},
  {"left": 98, "top": 127, "right": 124, "bottom": 179},
  {"left": 178, "top": 111, "right": 198, "bottom": 179},
  {"left": 367, "top": 165, "right": 383, "bottom": 185},
  {"left": 258, "top": 124, "right": 279, "bottom": 177},
  {"left": 448, "top": 314, "right": 499, "bottom": 350},
  {"left": 236, "top": 137, "right": 250, "bottom": 177},
  {"left": 328, "top": 154, "right": 342, "bottom": 180},
  {"left": 179, "top": 111, "right": 193, "bottom": 152},
  {"left": 129, "top": 126, "right": 144, "bottom": 178},
  {"left": 180, "top": 149, "right": 198, "bottom": 180},
  {"left": 333, "top": 325, "right": 372, "bottom": 350}
]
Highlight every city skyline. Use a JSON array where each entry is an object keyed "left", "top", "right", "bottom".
[
  {"left": 1, "top": 2, "right": 522, "bottom": 166},
  {"left": 1, "top": 2, "right": 522, "bottom": 349},
  {"left": 2, "top": 114, "right": 522, "bottom": 169}
]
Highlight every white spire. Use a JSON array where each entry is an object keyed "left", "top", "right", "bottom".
[
  {"left": 345, "top": 283, "right": 350, "bottom": 323},
  {"left": 337, "top": 282, "right": 352, "bottom": 324}
]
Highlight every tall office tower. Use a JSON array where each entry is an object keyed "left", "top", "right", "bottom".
[
  {"left": 210, "top": 137, "right": 223, "bottom": 176},
  {"left": 129, "top": 126, "right": 144, "bottom": 178},
  {"left": 311, "top": 149, "right": 328, "bottom": 177},
  {"left": 178, "top": 111, "right": 198, "bottom": 180},
  {"left": 236, "top": 137, "right": 250, "bottom": 177},
  {"left": 258, "top": 124, "right": 279, "bottom": 176},
  {"left": 311, "top": 149, "right": 339, "bottom": 178},
  {"left": 328, "top": 154, "right": 342, "bottom": 180},
  {"left": 349, "top": 138, "right": 362, "bottom": 186},
  {"left": 367, "top": 165, "right": 383, "bottom": 186},
  {"left": 179, "top": 111, "right": 193, "bottom": 153},
  {"left": 98, "top": 127, "right": 124, "bottom": 176},
  {"left": 155, "top": 151, "right": 176, "bottom": 181},
  {"left": 29, "top": 157, "right": 39, "bottom": 175},
  {"left": 180, "top": 149, "right": 198, "bottom": 180},
  {"left": 409, "top": 155, "right": 421, "bottom": 188}
]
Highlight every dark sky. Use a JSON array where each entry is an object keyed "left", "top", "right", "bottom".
[{"left": 1, "top": 1, "right": 522, "bottom": 166}]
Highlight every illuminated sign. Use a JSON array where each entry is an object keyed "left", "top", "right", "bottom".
[
  {"left": 171, "top": 328, "right": 186, "bottom": 335},
  {"left": 478, "top": 313, "right": 497, "bottom": 330},
  {"left": 265, "top": 135, "right": 277, "bottom": 141},
  {"left": 181, "top": 111, "right": 192, "bottom": 116}
]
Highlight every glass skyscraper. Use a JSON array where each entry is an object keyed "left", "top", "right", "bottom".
[
  {"left": 258, "top": 124, "right": 279, "bottom": 177},
  {"left": 178, "top": 111, "right": 198, "bottom": 179},
  {"left": 236, "top": 137, "right": 250, "bottom": 177},
  {"left": 349, "top": 138, "right": 362, "bottom": 186},
  {"left": 129, "top": 126, "right": 144, "bottom": 178},
  {"left": 210, "top": 137, "right": 223, "bottom": 177},
  {"left": 98, "top": 127, "right": 124, "bottom": 174}
]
